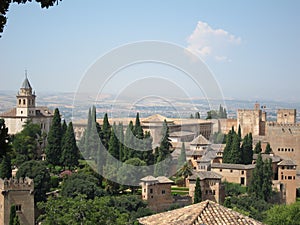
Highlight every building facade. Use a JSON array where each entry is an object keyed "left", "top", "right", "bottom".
[
  {"left": 0, "top": 178, "right": 34, "bottom": 225},
  {"left": 1, "top": 76, "right": 53, "bottom": 135}
]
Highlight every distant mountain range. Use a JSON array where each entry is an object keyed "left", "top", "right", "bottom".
[{"left": 1, "top": 91, "right": 300, "bottom": 122}]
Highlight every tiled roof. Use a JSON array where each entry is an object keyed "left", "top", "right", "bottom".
[
  {"left": 189, "top": 171, "right": 222, "bottom": 181},
  {"left": 138, "top": 200, "right": 263, "bottom": 225},
  {"left": 1, "top": 108, "right": 17, "bottom": 117},
  {"left": 253, "top": 154, "right": 281, "bottom": 163},
  {"left": 278, "top": 159, "right": 297, "bottom": 166},
  {"left": 190, "top": 135, "right": 210, "bottom": 146},
  {"left": 140, "top": 176, "right": 174, "bottom": 184},
  {"left": 169, "top": 131, "right": 195, "bottom": 137},
  {"left": 211, "top": 163, "right": 255, "bottom": 170},
  {"left": 142, "top": 114, "right": 173, "bottom": 123}
]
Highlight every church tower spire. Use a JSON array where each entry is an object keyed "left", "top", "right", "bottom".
[{"left": 16, "top": 72, "right": 36, "bottom": 117}]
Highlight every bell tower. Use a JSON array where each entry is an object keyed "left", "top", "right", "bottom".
[{"left": 16, "top": 71, "right": 36, "bottom": 117}]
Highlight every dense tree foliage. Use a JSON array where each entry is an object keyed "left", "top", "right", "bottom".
[
  {"left": 265, "top": 143, "right": 272, "bottom": 154},
  {"left": 254, "top": 141, "right": 262, "bottom": 154},
  {"left": 154, "top": 120, "right": 172, "bottom": 176},
  {"left": 223, "top": 195, "right": 272, "bottom": 221},
  {"left": 0, "top": 0, "right": 62, "bottom": 36},
  {"left": 206, "top": 105, "right": 227, "bottom": 119},
  {"left": 194, "top": 177, "right": 202, "bottom": 204},
  {"left": 264, "top": 202, "right": 300, "bottom": 225},
  {"left": 0, "top": 119, "right": 10, "bottom": 158},
  {"left": 38, "top": 194, "right": 152, "bottom": 225},
  {"left": 241, "top": 133, "right": 253, "bottom": 165},
  {"left": 60, "top": 122, "right": 80, "bottom": 169},
  {"left": 61, "top": 173, "right": 106, "bottom": 199},
  {"left": 45, "top": 108, "right": 62, "bottom": 166},
  {"left": 16, "top": 160, "right": 50, "bottom": 202},
  {"left": 12, "top": 121, "right": 42, "bottom": 166},
  {"left": 248, "top": 154, "right": 273, "bottom": 201},
  {"left": 0, "top": 155, "right": 12, "bottom": 179}
]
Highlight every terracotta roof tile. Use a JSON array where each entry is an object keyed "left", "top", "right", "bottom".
[
  {"left": 211, "top": 163, "right": 255, "bottom": 170},
  {"left": 191, "top": 135, "right": 210, "bottom": 146},
  {"left": 138, "top": 200, "right": 264, "bottom": 225}
]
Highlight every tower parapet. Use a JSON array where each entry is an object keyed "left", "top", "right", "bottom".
[{"left": 0, "top": 177, "right": 34, "bottom": 192}]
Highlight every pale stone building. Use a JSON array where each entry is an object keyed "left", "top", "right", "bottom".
[
  {"left": 1, "top": 76, "right": 53, "bottom": 135},
  {"left": 140, "top": 176, "right": 174, "bottom": 212},
  {"left": 0, "top": 178, "right": 34, "bottom": 225}
]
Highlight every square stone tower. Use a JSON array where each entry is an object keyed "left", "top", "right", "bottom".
[
  {"left": 277, "top": 109, "right": 296, "bottom": 124},
  {"left": 0, "top": 178, "right": 34, "bottom": 225}
]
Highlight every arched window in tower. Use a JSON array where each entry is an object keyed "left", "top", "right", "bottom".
[
  {"left": 23, "top": 99, "right": 26, "bottom": 105},
  {"left": 19, "top": 99, "right": 21, "bottom": 105}
]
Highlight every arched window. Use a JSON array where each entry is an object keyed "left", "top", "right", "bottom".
[
  {"left": 19, "top": 99, "right": 21, "bottom": 105},
  {"left": 23, "top": 99, "right": 26, "bottom": 105}
]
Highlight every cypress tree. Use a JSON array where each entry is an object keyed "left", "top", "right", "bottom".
[
  {"left": 154, "top": 120, "right": 172, "bottom": 176},
  {"left": 61, "top": 122, "right": 79, "bottom": 169},
  {"left": 195, "top": 112, "right": 200, "bottom": 119},
  {"left": 230, "top": 133, "right": 242, "bottom": 164},
  {"left": 194, "top": 177, "right": 202, "bottom": 204},
  {"left": 0, "top": 155, "right": 12, "bottom": 179},
  {"left": 265, "top": 143, "right": 272, "bottom": 154},
  {"left": 0, "top": 119, "right": 10, "bottom": 159},
  {"left": 262, "top": 158, "right": 273, "bottom": 201},
  {"left": 123, "top": 121, "right": 134, "bottom": 161},
  {"left": 143, "top": 131, "right": 154, "bottom": 165},
  {"left": 238, "top": 125, "right": 242, "bottom": 141},
  {"left": 223, "top": 129, "right": 233, "bottom": 163},
  {"left": 45, "top": 108, "right": 62, "bottom": 166},
  {"left": 102, "top": 113, "right": 111, "bottom": 150},
  {"left": 177, "top": 142, "right": 187, "bottom": 170},
  {"left": 117, "top": 123, "right": 124, "bottom": 162},
  {"left": 249, "top": 153, "right": 264, "bottom": 199},
  {"left": 133, "top": 112, "right": 144, "bottom": 159},
  {"left": 108, "top": 124, "right": 119, "bottom": 160},
  {"left": 241, "top": 133, "right": 253, "bottom": 165},
  {"left": 61, "top": 119, "right": 67, "bottom": 138},
  {"left": 254, "top": 141, "right": 262, "bottom": 154},
  {"left": 9, "top": 205, "right": 16, "bottom": 225}
]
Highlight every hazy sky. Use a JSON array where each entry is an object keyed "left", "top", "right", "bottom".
[{"left": 0, "top": 0, "right": 299, "bottom": 102}]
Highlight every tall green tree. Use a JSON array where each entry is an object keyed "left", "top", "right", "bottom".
[
  {"left": 0, "top": 119, "right": 10, "bottom": 159},
  {"left": 123, "top": 121, "right": 134, "bottom": 161},
  {"left": 254, "top": 141, "right": 262, "bottom": 154},
  {"left": 102, "top": 113, "right": 111, "bottom": 150},
  {"left": 229, "top": 133, "right": 242, "bottom": 164},
  {"left": 265, "top": 143, "right": 272, "bottom": 154},
  {"left": 241, "top": 133, "right": 253, "bottom": 165},
  {"left": 45, "top": 108, "right": 62, "bottom": 166},
  {"left": 17, "top": 160, "right": 51, "bottom": 203},
  {"left": 12, "top": 121, "right": 41, "bottom": 166},
  {"left": 262, "top": 159, "right": 273, "bottom": 201},
  {"left": 195, "top": 112, "right": 200, "bottom": 119},
  {"left": 264, "top": 202, "right": 300, "bottom": 225},
  {"left": 154, "top": 120, "right": 172, "bottom": 176},
  {"left": 177, "top": 142, "right": 187, "bottom": 170},
  {"left": 60, "top": 122, "right": 80, "bottom": 169},
  {"left": 194, "top": 177, "right": 202, "bottom": 204},
  {"left": 248, "top": 153, "right": 272, "bottom": 201},
  {"left": 9, "top": 205, "right": 16, "bottom": 225},
  {"left": 238, "top": 125, "right": 242, "bottom": 141},
  {"left": 61, "top": 120, "right": 67, "bottom": 138},
  {"left": 0, "top": 155, "right": 12, "bottom": 179},
  {"left": 108, "top": 124, "right": 119, "bottom": 160},
  {"left": 223, "top": 129, "right": 234, "bottom": 163},
  {"left": 142, "top": 131, "right": 154, "bottom": 165}
]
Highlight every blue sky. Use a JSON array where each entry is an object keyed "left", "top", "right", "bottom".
[{"left": 0, "top": 0, "right": 299, "bottom": 102}]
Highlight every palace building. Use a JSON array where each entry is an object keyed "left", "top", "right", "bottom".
[{"left": 1, "top": 76, "right": 53, "bottom": 135}]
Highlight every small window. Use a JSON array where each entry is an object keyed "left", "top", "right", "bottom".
[
  {"left": 162, "top": 190, "right": 166, "bottom": 194},
  {"left": 294, "top": 176, "right": 296, "bottom": 180},
  {"left": 281, "top": 175, "right": 284, "bottom": 180},
  {"left": 21, "top": 111, "right": 23, "bottom": 114},
  {"left": 143, "top": 189, "right": 146, "bottom": 193},
  {"left": 241, "top": 171, "right": 244, "bottom": 175},
  {"left": 278, "top": 148, "right": 280, "bottom": 152},
  {"left": 230, "top": 170, "right": 233, "bottom": 173},
  {"left": 205, "top": 190, "right": 208, "bottom": 195},
  {"left": 220, "top": 169, "right": 222, "bottom": 172},
  {"left": 288, "top": 176, "right": 292, "bottom": 180},
  {"left": 15, "top": 205, "right": 22, "bottom": 212},
  {"left": 23, "top": 99, "right": 25, "bottom": 105},
  {"left": 292, "top": 149, "right": 294, "bottom": 152},
  {"left": 213, "top": 190, "right": 216, "bottom": 195},
  {"left": 151, "top": 196, "right": 153, "bottom": 199},
  {"left": 150, "top": 189, "right": 153, "bottom": 194},
  {"left": 288, "top": 148, "right": 290, "bottom": 152},
  {"left": 19, "top": 99, "right": 21, "bottom": 105}
]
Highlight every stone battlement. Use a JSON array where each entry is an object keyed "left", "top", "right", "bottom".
[
  {"left": 267, "top": 122, "right": 300, "bottom": 127},
  {"left": 0, "top": 177, "right": 34, "bottom": 192}
]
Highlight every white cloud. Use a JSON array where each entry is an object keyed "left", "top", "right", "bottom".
[{"left": 187, "top": 21, "right": 241, "bottom": 62}]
